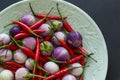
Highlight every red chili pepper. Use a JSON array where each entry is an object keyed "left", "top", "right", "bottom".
[
  {"left": 30, "top": 7, "right": 54, "bottom": 30},
  {"left": 22, "top": 47, "right": 36, "bottom": 58},
  {"left": 56, "top": 77, "right": 62, "bottom": 80},
  {"left": 63, "top": 21, "right": 73, "bottom": 32},
  {"left": 0, "top": 61, "right": 24, "bottom": 73},
  {"left": 37, "top": 70, "right": 44, "bottom": 80},
  {"left": 6, "top": 61, "right": 24, "bottom": 68},
  {"left": 14, "top": 30, "right": 45, "bottom": 40},
  {"left": 58, "top": 39, "right": 75, "bottom": 58},
  {"left": 33, "top": 30, "right": 45, "bottom": 34},
  {"left": 13, "top": 21, "right": 39, "bottom": 37},
  {"left": 79, "top": 56, "right": 85, "bottom": 66},
  {"left": 6, "top": 44, "right": 19, "bottom": 50},
  {"left": 14, "top": 32, "right": 31, "bottom": 40},
  {"left": 43, "top": 35, "right": 51, "bottom": 41},
  {"left": 32, "top": 37, "right": 41, "bottom": 76},
  {"left": 78, "top": 47, "right": 88, "bottom": 54},
  {"left": 56, "top": 3, "right": 73, "bottom": 32},
  {"left": 36, "top": 14, "right": 67, "bottom": 20},
  {"left": 35, "top": 37, "right": 41, "bottom": 61},
  {"left": 61, "top": 55, "right": 84, "bottom": 67},
  {"left": 45, "top": 68, "right": 71, "bottom": 80},
  {"left": 79, "top": 77, "right": 84, "bottom": 80},
  {"left": 0, "top": 64, "right": 16, "bottom": 73}
]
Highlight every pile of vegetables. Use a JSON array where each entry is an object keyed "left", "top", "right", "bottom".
[{"left": 0, "top": 3, "right": 96, "bottom": 80}]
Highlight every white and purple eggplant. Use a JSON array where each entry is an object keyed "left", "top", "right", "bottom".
[
  {"left": 25, "top": 58, "right": 34, "bottom": 70},
  {"left": 52, "top": 47, "right": 70, "bottom": 61},
  {"left": 70, "top": 63, "right": 83, "bottom": 76},
  {"left": 15, "top": 68, "right": 45, "bottom": 80},
  {"left": 14, "top": 49, "right": 27, "bottom": 64},
  {"left": 41, "top": 41, "right": 54, "bottom": 56},
  {"left": 15, "top": 68, "right": 29, "bottom": 80},
  {"left": 0, "top": 49, "right": 12, "bottom": 62},
  {"left": 52, "top": 31, "right": 66, "bottom": 45},
  {"left": 0, "top": 70, "right": 14, "bottom": 80},
  {"left": 44, "top": 61, "right": 59, "bottom": 74},
  {"left": 62, "top": 74, "right": 77, "bottom": 80},
  {"left": 21, "top": 14, "right": 36, "bottom": 26},
  {"left": 9, "top": 26, "right": 22, "bottom": 37},
  {"left": 23, "top": 37, "right": 36, "bottom": 50},
  {"left": 0, "top": 34, "right": 10, "bottom": 45},
  {"left": 66, "top": 31, "right": 82, "bottom": 48},
  {"left": 38, "top": 23, "right": 51, "bottom": 37}
]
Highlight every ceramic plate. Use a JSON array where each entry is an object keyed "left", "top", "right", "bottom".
[{"left": 0, "top": 0, "right": 108, "bottom": 80}]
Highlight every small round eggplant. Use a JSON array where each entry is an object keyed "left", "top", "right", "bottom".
[
  {"left": 0, "top": 34, "right": 10, "bottom": 45},
  {"left": 0, "top": 70, "right": 14, "bottom": 80},
  {"left": 25, "top": 58, "right": 34, "bottom": 70},
  {"left": 66, "top": 31, "right": 82, "bottom": 48},
  {"left": 70, "top": 63, "right": 83, "bottom": 76},
  {"left": 14, "top": 49, "right": 27, "bottom": 64},
  {"left": 38, "top": 24, "right": 51, "bottom": 37},
  {"left": 0, "top": 49, "right": 12, "bottom": 62},
  {"left": 23, "top": 37, "right": 36, "bottom": 50},
  {"left": 44, "top": 61, "right": 59, "bottom": 74},
  {"left": 9, "top": 26, "right": 21, "bottom": 37},
  {"left": 21, "top": 14, "right": 36, "bottom": 26},
  {"left": 52, "top": 47, "right": 70, "bottom": 61}
]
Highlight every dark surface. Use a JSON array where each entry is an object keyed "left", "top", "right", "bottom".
[{"left": 0, "top": 0, "right": 119, "bottom": 80}]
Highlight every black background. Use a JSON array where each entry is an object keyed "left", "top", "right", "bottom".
[{"left": 0, "top": 0, "right": 120, "bottom": 80}]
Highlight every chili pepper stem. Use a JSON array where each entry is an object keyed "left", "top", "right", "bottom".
[
  {"left": 29, "top": 3, "right": 36, "bottom": 16},
  {"left": 49, "top": 58, "right": 65, "bottom": 63},
  {"left": 78, "top": 51, "right": 97, "bottom": 62},
  {"left": 43, "top": 7, "right": 54, "bottom": 20},
  {"left": 4, "top": 22, "right": 12, "bottom": 28},
  {"left": 56, "top": 3, "right": 64, "bottom": 22},
  {"left": 10, "top": 36, "right": 22, "bottom": 49},
  {"left": 30, "top": 30, "right": 41, "bottom": 38}
]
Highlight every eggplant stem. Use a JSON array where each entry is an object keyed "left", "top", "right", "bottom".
[{"left": 37, "top": 64, "right": 48, "bottom": 73}]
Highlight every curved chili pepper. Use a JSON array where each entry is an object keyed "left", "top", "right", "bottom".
[
  {"left": 14, "top": 32, "right": 31, "bottom": 40},
  {"left": 35, "top": 37, "right": 41, "bottom": 61},
  {"left": 45, "top": 68, "right": 71, "bottom": 80},
  {"left": 32, "top": 37, "right": 41, "bottom": 76},
  {"left": 14, "top": 30, "right": 45, "bottom": 40},
  {"left": 33, "top": 30, "right": 45, "bottom": 34},
  {"left": 54, "top": 35, "right": 75, "bottom": 58},
  {"left": 6, "top": 44, "right": 19, "bottom": 50},
  {"left": 0, "top": 61, "right": 24, "bottom": 73},
  {"left": 61, "top": 55, "right": 84, "bottom": 67},
  {"left": 29, "top": 5, "right": 54, "bottom": 30},
  {"left": 56, "top": 3, "right": 73, "bottom": 32},
  {"left": 36, "top": 14, "right": 67, "bottom": 20},
  {"left": 6, "top": 61, "right": 24, "bottom": 68},
  {"left": 13, "top": 21, "right": 40, "bottom": 37}
]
